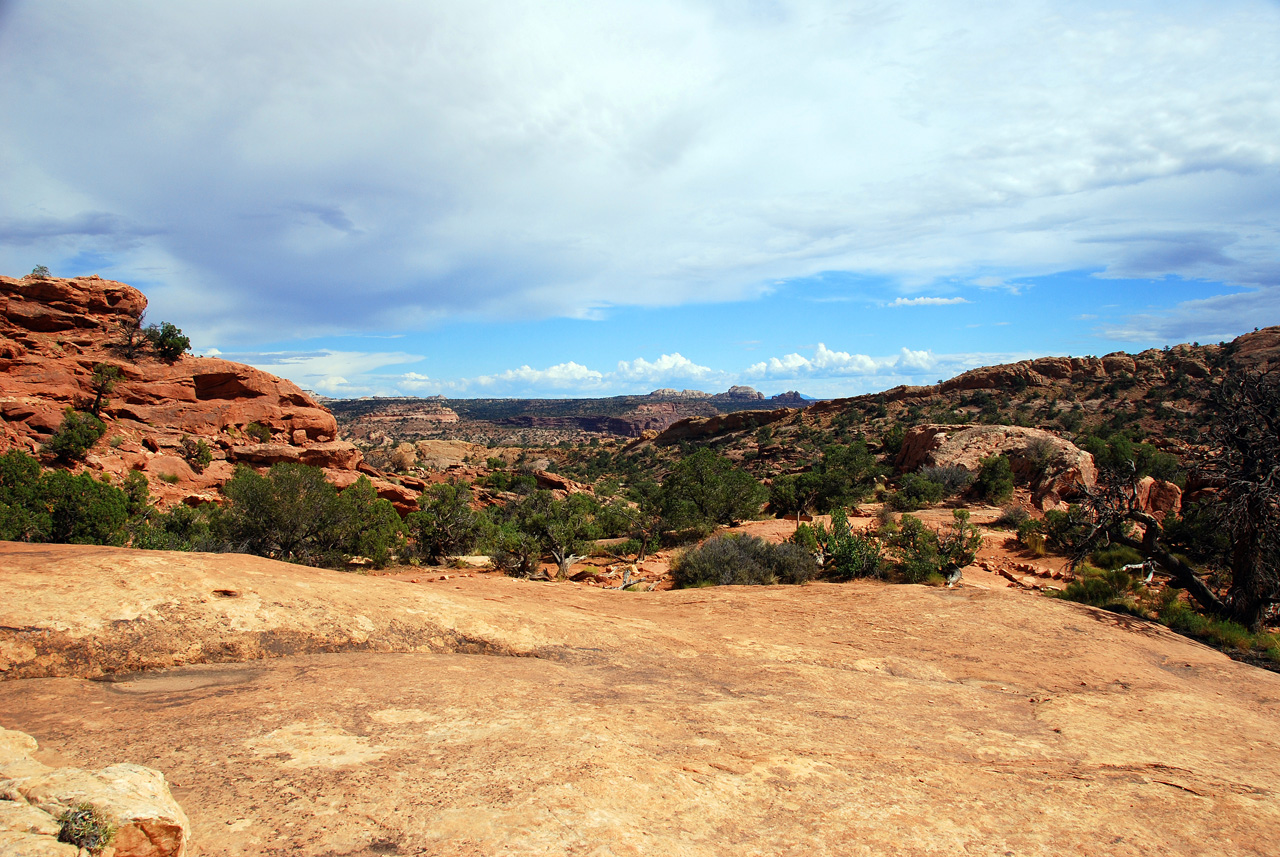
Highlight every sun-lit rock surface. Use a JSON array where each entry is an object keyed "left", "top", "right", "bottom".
[{"left": 0, "top": 542, "right": 1277, "bottom": 855}]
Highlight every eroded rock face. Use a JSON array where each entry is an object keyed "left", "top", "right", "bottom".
[
  {"left": 897, "top": 424, "right": 1097, "bottom": 509},
  {"left": 0, "top": 274, "right": 406, "bottom": 509},
  {"left": 0, "top": 727, "right": 188, "bottom": 857},
  {"left": 654, "top": 407, "right": 796, "bottom": 444}
]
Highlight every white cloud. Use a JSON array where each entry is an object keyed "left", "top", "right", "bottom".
[
  {"left": 1, "top": 1, "right": 1277, "bottom": 340},
  {"left": 888, "top": 297, "right": 970, "bottom": 307}
]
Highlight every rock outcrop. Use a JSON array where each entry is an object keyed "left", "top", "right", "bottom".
[
  {"left": 896, "top": 424, "right": 1097, "bottom": 509},
  {"left": 0, "top": 726, "right": 189, "bottom": 856},
  {"left": 0, "top": 274, "right": 416, "bottom": 509},
  {"left": 653, "top": 407, "right": 796, "bottom": 445}
]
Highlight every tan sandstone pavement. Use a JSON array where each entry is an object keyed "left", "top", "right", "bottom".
[{"left": 0, "top": 543, "right": 1278, "bottom": 856}]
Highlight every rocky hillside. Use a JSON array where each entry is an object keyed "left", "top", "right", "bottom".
[{"left": 0, "top": 274, "right": 418, "bottom": 511}]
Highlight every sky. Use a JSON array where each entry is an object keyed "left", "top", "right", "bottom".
[{"left": 1, "top": 1, "right": 1278, "bottom": 399}]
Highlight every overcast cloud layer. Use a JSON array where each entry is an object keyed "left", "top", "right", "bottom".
[{"left": 2, "top": 1, "right": 1278, "bottom": 397}]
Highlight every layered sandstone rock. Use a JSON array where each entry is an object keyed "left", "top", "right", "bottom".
[{"left": 0, "top": 274, "right": 411, "bottom": 509}]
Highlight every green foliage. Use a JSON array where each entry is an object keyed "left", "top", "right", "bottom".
[
  {"left": 245, "top": 422, "right": 272, "bottom": 443},
  {"left": 808, "top": 508, "right": 883, "bottom": 581},
  {"left": 973, "top": 454, "right": 1014, "bottom": 504},
  {"left": 335, "top": 476, "right": 405, "bottom": 567},
  {"left": 144, "top": 321, "right": 191, "bottom": 360},
  {"left": 220, "top": 464, "right": 403, "bottom": 567},
  {"left": 886, "top": 473, "right": 946, "bottom": 511},
  {"left": 181, "top": 435, "right": 213, "bottom": 473},
  {"left": 1089, "top": 543, "right": 1144, "bottom": 571},
  {"left": 661, "top": 447, "right": 765, "bottom": 530},
  {"left": 1056, "top": 565, "right": 1143, "bottom": 611},
  {"left": 880, "top": 423, "right": 906, "bottom": 456},
  {"left": 406, "top": 479, "right": 481, "bottom": 562},
  {"left": 1160, "top": 502, "right": 1231, "bottom": 567},
  {"left": 481, "top": 469, "right": 538, "bottom": 494},
  {"left": 672, "top": 533, "right": 817, "bottom": 588},
  {"left": 1040, "top": 504, "right": 1093, "bottom": 556},
  {"left": 130, "top": 503, "right": 220, "bottom": 551},
  {"left": 1078, "top": 432, "right": 1182, "bottom": 484},
  {"left": 889, "top": 510, "right": 982, "bottom": 584},
  {"left": 507, "top": 490, "right": 604, "bottom": 577},
  {"left": 0, "top": 453, "right": 130, "bottom": 546},
  {"left": 88, "top": 363, "right": 122, "bottom": 416},
  {"left": 30, "top": 265, "right": 51, "bottom": 279},
  {"left": 0, "top": 450, "right": 45, "bottom": 541},
  {"left": 43, "top": 408, "right": 107, "bottom": 462},
  {"left": 58, "top": 802, "right": 116, "bottom": 853}
]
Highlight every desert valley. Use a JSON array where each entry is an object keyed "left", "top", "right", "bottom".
[{"left": 0, "top": 272, "right": 1277, "bottom": 856}]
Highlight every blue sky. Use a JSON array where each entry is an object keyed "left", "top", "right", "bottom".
[{"left": 2, "top": 1, "right": 1278, "bottom": 398}]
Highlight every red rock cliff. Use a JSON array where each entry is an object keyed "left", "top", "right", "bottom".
[{"left": 0, "top": 274, "right": 418, "bottom": 511}]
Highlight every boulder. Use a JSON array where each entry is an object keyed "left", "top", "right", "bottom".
[
  {"left": 1135, "top": 476, "right": 1182, "bottom": 519},
  {"left": 0, "top": 726, "right": 188, "bottom": 857},
  {"left": 896, "top": 424, "right": 1096, "bottom": 507}
]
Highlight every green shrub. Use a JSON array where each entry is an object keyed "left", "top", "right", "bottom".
[
  {"left": 889, "top": 510, "right": 982, "bottom": 584},
  {"left": 220, "top": 463, "right": 403, "bottom": 567},
  {"left": 1056, "top": 565, "right": 1141, "bottom": 611},
  {"left": 919, "top": 465, "right": 973, "bottom": 495},
  {"left": 39, "top": 469, "right": 130, "bottom": 545},
  {"left": 30, "top": 265, "right": 51, "bottom": 279},
  {"left": 886, "top": 473, "right": 946, "bottom": 511},
  {"left": 973, "top": 454, "right": 1014, "bottom": 504},
  {"left": 661, "top": 448, "right": 766, "bottom": 529},
  {"left": 245, "top": 422, "right": 272, "bottom": 443},
  {"left": 181, "top": 436, "right": 213, "bottom": 473},
  {"left": 672, "top": 533, "right": 817, "bottom": 588},
  {"left": 1089, "top": 543, "right": 1145, "bottom": 571},
  {"left": 144, "top": 321, "right": 191, "bottom": 360},
  {"left": 406, "top": 479, "right": 481, "bottom": 562},
  {"left": 804, "top": 508, "right": 883, "bottom": 580},
  {"left": 43, "top": 409, "right": 107, "bottom": 462},
  {"left": 1041, "top": 504, "right": 1092, "bottom": 556}
]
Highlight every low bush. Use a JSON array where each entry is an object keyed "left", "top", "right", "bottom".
[
  {"left": 798, "top": 509, "right": 883, "bottom": 580},
  {"left": 245, "top": 422, "right": 272, "bottom": 443},
  {"left": 1056, "top": 565, "right": 1142, "bottom": 611},
  {"left": 886, "top": 473, "right": 946, "bottom": 511},
  {"left": 672, "top": 533, "right": 817, "bottom": 588},
  {"left": 991, "top": 504, "right": 1030, "bottom": 529},
  {"left": 973, "top": 454, "right": 1014, "bottom": 504},
  {"left": 919, "top": 465, "right": 973, "bottom": 495},
  {"left": 1089, "top": 543, "right": 1145, "bottom": 571},
  {"left": 406, "top": 479, "right": 481, "bottom": 563},
  {"left": 889, "top": 510, "right": 983, "bottom": 584},
  {"left": 43, "top": 409, "right": 107, "bottom": 462},
  {"left": 57, "top": 802, "right": 115, "bottom": 852}
]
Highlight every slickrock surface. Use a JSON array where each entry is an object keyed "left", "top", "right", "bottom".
[{"left": 1, "top": 543, "right": 1278, "bottom": 855}]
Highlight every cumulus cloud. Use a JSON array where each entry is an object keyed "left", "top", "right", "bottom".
[
  {"left": 1, "top": 1, "right": 1277, "bottom": 341},
  {"left": 887, "top": 297, "right": 970, "bottom": 307}
]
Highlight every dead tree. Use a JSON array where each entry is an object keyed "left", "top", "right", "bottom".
[{"left": 1078, "top": 368, "right": 1279, "bottom": 630}]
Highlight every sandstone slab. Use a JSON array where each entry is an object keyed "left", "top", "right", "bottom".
[{"left": 0, "top": 543, "right": 1278, "bottom": 855}]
